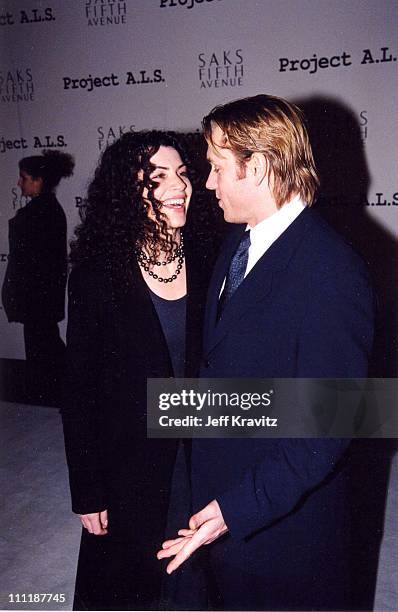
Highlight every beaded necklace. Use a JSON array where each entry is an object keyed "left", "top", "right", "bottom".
[{"left": 135, "top": 235, "right": 185, "bottom": 283}]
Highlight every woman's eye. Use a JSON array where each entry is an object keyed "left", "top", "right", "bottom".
[
  {"left": 152, "top": 173, "right": 165, "bottom": 180},
  {"left": 180, "top": 171, "right": 188, "bottom": 177}
]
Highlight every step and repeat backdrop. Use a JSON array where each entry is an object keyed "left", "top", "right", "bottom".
[{"left": 0, "top": 0, "right": 397, "bottom": 364}]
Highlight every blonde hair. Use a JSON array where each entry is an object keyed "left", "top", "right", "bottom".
[{"left": 202, "top": 94, "right": 319, "bottom": 207}]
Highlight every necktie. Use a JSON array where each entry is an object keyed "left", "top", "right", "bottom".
[{"left": 218, "top": 230, "right": 251, "bottom": 318}]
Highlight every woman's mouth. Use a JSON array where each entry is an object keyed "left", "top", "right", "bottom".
[{"left": 161, "top": 198, "right": 186, "bottom": 212}]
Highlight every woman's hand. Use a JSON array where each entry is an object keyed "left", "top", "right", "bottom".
[{"left": 79, "top": 510, "right": 108, "bottom": 535}]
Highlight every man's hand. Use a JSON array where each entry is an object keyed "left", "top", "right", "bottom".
[
  {"left": 79, "top": 510, "right": 108, "bottom": 535},
  {"left": 157, "top": 499, "right": 228, "bottom": 574}
]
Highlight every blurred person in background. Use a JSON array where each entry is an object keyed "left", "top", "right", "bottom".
[{"left": 2, "top": 150, "right": 74, "bottom": 403}]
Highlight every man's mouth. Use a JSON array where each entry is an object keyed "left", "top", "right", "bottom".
[{"left": 162, "top": 198, "right": 186, "bottom": 211}]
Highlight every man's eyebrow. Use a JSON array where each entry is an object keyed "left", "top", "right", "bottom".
[{"left": 207, "top": 145, "right": 227, "bottom": 161}]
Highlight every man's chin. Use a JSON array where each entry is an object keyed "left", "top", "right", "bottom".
[{"left": 223, "top": 213, "right": 240, "bottom": 224}]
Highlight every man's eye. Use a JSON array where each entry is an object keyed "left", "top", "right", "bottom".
[
  {"left": 180, "top": 170, "right": 189, "bottom": 177},
  {"left": 152, "top": 173, "right": 165, "bottom": 180}
]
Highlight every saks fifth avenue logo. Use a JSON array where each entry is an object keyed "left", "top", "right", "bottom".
[
  {"left": 160, "top": 0, "right": 223, "bottom": 8},
  {"left": 0, "top": 68, "right": 34, "bottom": 103},
  {"left": 85, "top": 0, "right": 127, "bottom": 26},
  {"left": 198, "top": 49, "right": 243, "bottom": 89},
  {"left": 359, "top": 111, "right": 368, "bottom": 143},
  {"left": 97, "top": 124, "right": 135, "bottom": 151},
  {"left": 279, "top": 45, "right": 396, "bottom": 75},
  {"left": 0, "top": 6, "right": 55, "bottom": 26}
]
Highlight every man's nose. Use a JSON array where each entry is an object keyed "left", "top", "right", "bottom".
[{"left": 206, "top": 170, "right": 216, "bottom": 191}]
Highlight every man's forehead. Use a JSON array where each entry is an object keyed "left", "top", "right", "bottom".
[
  {"left": 206, "top": 143, "right": 225, "bottom": 161},
  {"left": 206, "top": 124, "right": 229, "bottom": 160},
  {"left": 210, "top": 123, "right": 225, "bottom": 145}
]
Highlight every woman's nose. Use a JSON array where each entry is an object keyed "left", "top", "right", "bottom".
[{"left": 171, "top": 173, "right": 186, "bottom": 190}]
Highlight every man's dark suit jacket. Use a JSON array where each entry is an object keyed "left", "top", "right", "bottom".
[{"left": 192, "top": 207, "right": 375, "bottom": 610}]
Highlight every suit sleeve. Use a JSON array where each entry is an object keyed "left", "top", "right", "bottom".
[
  {"left": 60, "top": 265, "right": 108, "bottom": 515},
  {"left": 217, "top": 262, "right": 376, "bottom": 540}
]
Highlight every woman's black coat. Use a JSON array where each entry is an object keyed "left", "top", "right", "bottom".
[
  {"left": 61, "top": 241, "right": 212, "bottom": 610},
  {"left": 2, "top": 193, "right": 67, "bottom": 323}
]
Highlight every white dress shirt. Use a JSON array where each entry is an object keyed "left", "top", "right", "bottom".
[
  {"left": 219, "top": 195, "right": 306, "bottom": 296},
  {"left": 245, "top": 195, "right": 306, "bottom": 277}
]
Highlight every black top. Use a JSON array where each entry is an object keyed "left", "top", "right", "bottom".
[{"left": 149, "top": 289, "right": 187, "bottom": 377}]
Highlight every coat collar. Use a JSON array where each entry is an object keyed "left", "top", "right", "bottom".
[{"left": 125, "top": 238, "right": 207, "bottom": 377}]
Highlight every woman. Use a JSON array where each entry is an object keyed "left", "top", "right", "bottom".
[
  {"left": 2, "top": 150, "right": 74, "bottom": 402},
  {"left": 61, "top": 131, "right": 219, "bottom": 610}
]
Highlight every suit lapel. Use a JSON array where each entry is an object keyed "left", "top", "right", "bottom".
[
  {"left": 204, "top": 208, "right": 313, "bottom": 356},
  {"left": 203, "top": 225, "right": 246, "bottom": 350},
  {"left": 212, "top": 266, "right": 274, "bottom": 348}
]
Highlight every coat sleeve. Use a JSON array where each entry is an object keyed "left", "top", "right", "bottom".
[
  {"left": 217, "top": 262, "right": 376, "bottom": 540},
  {"left": 1, "top": 214, "right": 29, "bottom": 322},
  {"left": 28, "top": 206, "right": 67, "bottom": 321},
  {"left": 60, "top": 265, "right": 108, "bottom": 515}
]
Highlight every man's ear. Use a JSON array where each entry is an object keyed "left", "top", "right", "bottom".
[{"left": 248, "top": 153, "right": 268, "bottom": 186}]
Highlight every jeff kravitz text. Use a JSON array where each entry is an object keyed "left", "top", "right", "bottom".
[{"left": 159, "top": 414, "right": 278, "bottom": 428}]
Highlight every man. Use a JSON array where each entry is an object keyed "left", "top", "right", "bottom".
[{"left": 158, "top": 94, "right": 375, "bottom": 610}]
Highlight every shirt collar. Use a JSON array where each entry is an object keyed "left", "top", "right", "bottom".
[{"left": 247, "top": 194, "right": 306, "bottom": 247}]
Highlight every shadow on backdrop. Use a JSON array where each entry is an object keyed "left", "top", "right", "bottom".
[
  {"left": 298, "top": 95, "right": 398, "bottom": 377},
  {"left": 298, "top": 95, "right": 398, "bottom": 610}
]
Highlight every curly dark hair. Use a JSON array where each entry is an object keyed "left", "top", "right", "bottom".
[
  {"left": 19, "top": 150, "right": 74, "bottom": 192},
  {"left": 70, "top": 130, "right": 223, "bottom": 285}
]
